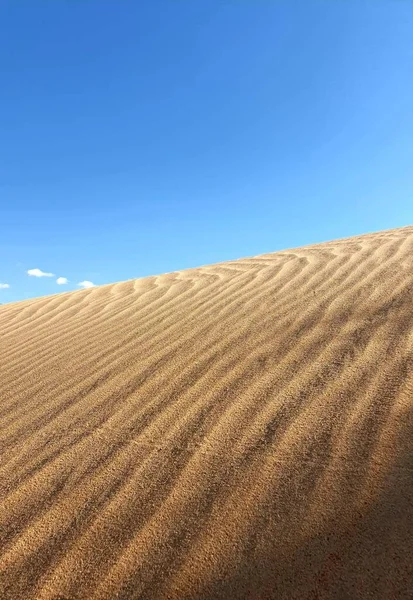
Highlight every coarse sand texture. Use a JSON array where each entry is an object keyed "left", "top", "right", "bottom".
[{"left": 1, "top": 226, "right": 413, "bottom": 599}]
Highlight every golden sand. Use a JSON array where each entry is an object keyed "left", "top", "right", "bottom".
[{"left": 1, "top": 226, "right": 412, "bottom": 599}]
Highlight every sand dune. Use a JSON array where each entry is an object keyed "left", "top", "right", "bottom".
[{"left": 1, "top": 226, "right": 413, "bottom": 599}]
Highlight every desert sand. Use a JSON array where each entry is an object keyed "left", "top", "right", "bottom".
[{"left": 1, "top": 226, "right": 413, "bottom": 599}]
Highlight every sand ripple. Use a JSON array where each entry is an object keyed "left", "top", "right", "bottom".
[{"left": 1, "top": 227, "right": 413, "bottom": 599}]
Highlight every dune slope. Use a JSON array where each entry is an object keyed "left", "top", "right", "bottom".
[{"left": 1, "top": 226, "right": 413, "bottom": 599}]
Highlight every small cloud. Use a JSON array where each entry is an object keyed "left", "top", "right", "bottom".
[
  {"left": 56, "top": 277, "right": 68, "bottom": 285},
  {"left": 78, "top": 280, "right": 95, "bottom": 289},
  {"left": 0, "top": 283, "right": 10, "bottom": 289},
  {"left": 27, "top": 268, "right": 54, "bottom": 278}
]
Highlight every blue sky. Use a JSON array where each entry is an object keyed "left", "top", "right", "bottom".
[{"left": 1, "top": 0, "right": 413, "bottom": 303}]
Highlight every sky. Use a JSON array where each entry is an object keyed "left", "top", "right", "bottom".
[{"left": 1, "top": 0, "right": 413, "bottom": 303}]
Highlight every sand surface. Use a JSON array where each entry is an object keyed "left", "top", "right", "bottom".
[{"left": 1, "top": 227, "right": 413, "bottom": 599}]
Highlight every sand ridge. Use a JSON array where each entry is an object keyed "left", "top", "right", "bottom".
[{"left": 1, "top": 226, "right": 413, "bottom": 599}]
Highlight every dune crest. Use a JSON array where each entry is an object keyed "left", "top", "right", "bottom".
[{"left": 1, "top": 226, "right": 413, "bottom": 599}]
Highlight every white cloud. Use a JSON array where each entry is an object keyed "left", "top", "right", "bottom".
[
  {"left": 56, "top": 277, "right": 68, "bottom": 285},
  {"left": 27, "top": 268, "right": 54, "bottom": 278},
  {"left": 0, "top": 283, "right": 10, "bottom": 289},
  {"left": 78, "top": 280, "right": 95, "bottom": 289}
]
